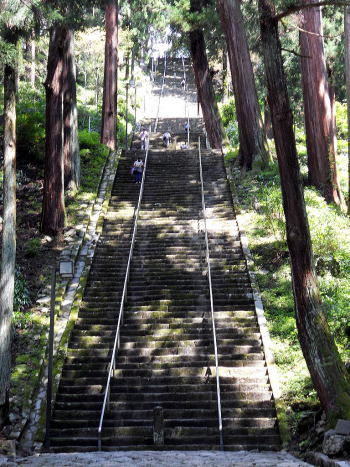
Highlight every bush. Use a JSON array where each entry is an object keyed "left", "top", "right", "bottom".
[
  {"left": 24, "top": 238, "right": 41, "bottom": 258},
  {"left": 79, "top": 129, "right": 102, "bottom": 150},
  {"left": 220, "top": 100, "right": 239, "bottom": 149},
  {"left": 78, "top": 130, "right": 109, "bottom": 193},
  {"left": 16, "top": 87, "right": 46, "bottom": 163},
  {"left": 336, "top": 102, "right": 347, "bottom": 140},
  {"left": 14, "top": 268, "right": 31, "bottom": 314}
]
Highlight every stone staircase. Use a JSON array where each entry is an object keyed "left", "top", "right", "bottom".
[{"left": 48, "top": 58, "right": 280, "bottom": 452}]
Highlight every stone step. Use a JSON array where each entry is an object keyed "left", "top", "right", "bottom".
[
  {"left": 59, "top": 374, "right": 269, "bottom": 386},
  {"left": 63, "top": 359, "right": 267, "bottom": 370},
  {"left": 58, "top": 378, "right": 270, "bottom": 392},
  {"left": 50, "top": 89, "right": 279, "bottom": 452},
  {"left": 51, "top": 417, "right": 277, "bottom": 431},
  {"left": 72, "top": 324, "right": 260, "bottom": 336},
  {"left": 54, "top": 398, "right": 275, "bottom": 412},
  {"left": 48, "top": 443, "right": 280, "bottom": 452},
  {"left": 49, "top": 426, "right": 278, "bottom": 441},
  {"left": 66, "top": 346, "right": 264, "bottom": 360},
  {"left": 61, "top": 365, "right": 268, "bottom": 379},
  {"left": 56, "top": 388, "right": 272, "bottom": 405},
  {"left": 52, "top": 405, "right": 275, "bottom": 421}
]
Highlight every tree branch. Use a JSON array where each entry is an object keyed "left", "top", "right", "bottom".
[
  {"left": 281, "top": 18, "right": 343, "bottom": 38},
  {"left": 281, "top": 47, "right": 311, "bottom": 58},
  {"left": 274, "top": 0, "right": 350, "bottom": 21}
]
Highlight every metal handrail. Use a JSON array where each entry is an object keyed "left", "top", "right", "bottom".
[
  {"left": 181, "top": 56, "right": 190, "bottom": 148},
  {"left": 154, "top": 54, "right": 167, "bottom": 133},
  {"left": 198, "top": 137, "right": 224, "bottom": 450},
  {"left": 97, "top": 49, "right": 168, "bottom": 450},
  {"left": 97, "top": 142, "right": 151, "bottom": 451}
]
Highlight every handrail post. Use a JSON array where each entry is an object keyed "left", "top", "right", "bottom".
[{"left": 198, "top": 137, "right": 224, "bottom": 450}]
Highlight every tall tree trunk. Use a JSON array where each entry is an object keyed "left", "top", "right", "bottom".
[
  {"left": 0, "top": 58, "right": 17, "bottom": 422},
  {"left": 62, "top": 28, "right": 80, "bottom": 191},
  {"left": 299, "top": 2, "right": 343, "bottom": 205},
  {"left": 101, "top": 0, "right": 118, "bottom": 150},
  {"left": 345, "top": 6, "right": 350, "bottom": 214},
  {"left": 41, "top": 26, "right": 65, "bottom": 236},
  {"left": 189, "top": 28, "right": 224, "bottom": 149},
  {"left": 259, "top": 0, "right": 350, "bottom": 424},
  {"left": 217, "top": 0, "right": 270, "bottom": 169},
  {"left": 222, "top": 46, "right": 228, "bottom": 101},
  {"left": 124, "top": 53, "right": 130, "bottom": 81},
  {"left": 263, "top": 98, "right": 274, "bottom": 139},
  {"left": 31, "top": 34, "right": 36, "bottom": 88}
]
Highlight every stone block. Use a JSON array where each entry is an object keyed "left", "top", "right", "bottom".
[
  {"left": 335, "top": 419, "right": 350, "bottom": 436},
  {"left": 323, "top": 429, "right": 346, "bottom": 456}
]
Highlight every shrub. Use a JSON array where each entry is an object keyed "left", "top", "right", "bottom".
[
  {"left": 17, "top": 86, "right": 46, "bottom": 163},
  {"left": 79, "top": 130, "right": 102, "bottom": 150},
  {"left": 14, "top": 268, "right": 31, "bottom": 314},
  {"left": 220, "top": 100, "right": 239, "bottom": 149},
  {"left": 24, "top": 238, "right": 41, "bottom": 258},
  {"left": 336, "top": 102, "right": 347, "bottom": 140},
  {"left": 78, "top": 130, "right": 109, "bottom": 193}
]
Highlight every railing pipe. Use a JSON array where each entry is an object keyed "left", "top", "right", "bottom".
[
  {"left": 198, "top": 137, "right": 224, "bottom": 450},
  {"left": 154, "top": 55, "right": 167, "bottom": 133},
  {"left": 181, "top": 56, "right": 191, "bottom": 149},
  {"left": 97, "top": 141, "right": 151, "bottom": 450}
]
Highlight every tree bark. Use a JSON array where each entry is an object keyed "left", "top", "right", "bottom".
[
  {"left": 62, "top": 28, "right": 80, "bottom": 191},
  {"left": 101, "top": 0, "right": 118, "bottom": 150},
  {"left": 31, "top": 34, "right": 36, "bottom": 88},
  {"left": 345, "top": 6, "right": 350, "bottom": 214},
  {"left": 259, "top": 0, "right": 350, "bottom": 424},
  {"left": 299, "top": 2, "right": 343, "bottom": 205},
  {"left": 0, "top": 59, "right": 17, "bottom": 417},
  {"left": 217, "top": 0, "right": 270, "bottom": 169},
  {"left": 264, "top": 99, "right": 274, "bottom": 139},
  {"left": 189, "top": 28, "right": 224, "bottom": 150},
  {"left": 124, "top": 53, "right": 130, "bottom": 81},
  {"left": 41, "top": 26, "right": 65, "bottom": 236}
]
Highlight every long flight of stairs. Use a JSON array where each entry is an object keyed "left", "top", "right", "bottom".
[{"left": 48, "top": 59, "right": 280, "bottom": 452}]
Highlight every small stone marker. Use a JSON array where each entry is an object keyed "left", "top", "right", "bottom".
[
  {"left": 153, "top": 406, "right": 164, "bottom": 446},
  {"left": 335, "top": 419, "right": 350, "bottom": 435}
]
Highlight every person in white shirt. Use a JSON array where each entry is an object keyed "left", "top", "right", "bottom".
[
  {"left": 139, "top": 129, "right": 149, "bottom": 150},
  {"left": 133, "top": 157, "right": 144, "bottom": 183},
  {"left": 162, "top": 131, "right": 171, "bottom": 147}
]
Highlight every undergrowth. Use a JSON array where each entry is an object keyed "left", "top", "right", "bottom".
[{"left": 227, "top": 147, "right": 350, "bottom": 434}]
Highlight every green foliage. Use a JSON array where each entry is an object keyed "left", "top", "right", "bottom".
[
  {"left": 258, "top": 185, "right": 285, "bottom": 241},
  {"left": 24, "top": 237, "right": 41, "bottom": 258},
  {"left": 16, "top": 86, "right": 45, "bottom": 162},
  {"left": 14, "top": 268, "right": 31, "bottom": 315},
  {"left": 220, "top": 100, "right": 239, "bottom": 150},
  {"left": 79, "top": 129, "right": 101, "bottom": 150},
  {"left": 336, "top": 102, "right": 348, "bottom": 141},
  {"left": 78, "top": 130, "right": 109, "bottom": 193},
  {"left": 232, "top": 147, "right": 350, "bottom": 431}
]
